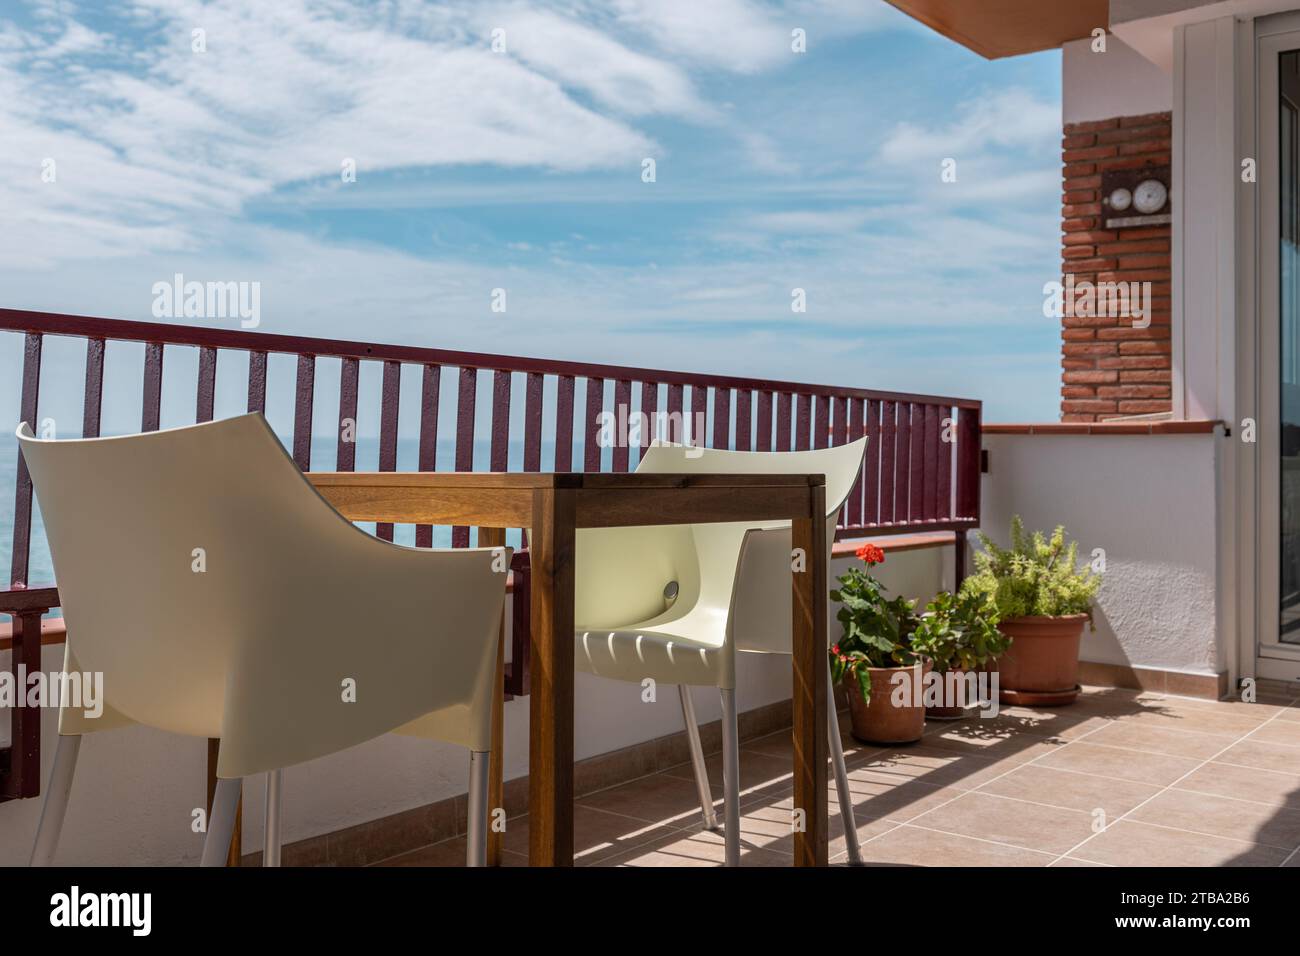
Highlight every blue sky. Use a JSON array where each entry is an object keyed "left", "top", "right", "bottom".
[{"left": 0, "top": 0, "right": 1063, "bottom": 425}]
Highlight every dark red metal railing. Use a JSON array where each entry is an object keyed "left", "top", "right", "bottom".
[{"left": 0, "top": 308, "right": 981, "bottom": 801}]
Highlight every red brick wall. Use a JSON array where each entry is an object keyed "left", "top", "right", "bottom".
[{"left": 1060, "top": 111, "right": 1172, "bottom": 422}]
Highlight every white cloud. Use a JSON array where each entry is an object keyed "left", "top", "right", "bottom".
[
  {"left": 485, "top": 8, "right": 709, "bottom": 117},
  {"left": 0, "top": 0, "right": 675, "bottom": 267},
  {"left": 879, "top": 88, "right": 1059, "bottom": 165}
]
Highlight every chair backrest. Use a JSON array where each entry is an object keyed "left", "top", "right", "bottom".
[
  {"left": 634, "top": 438, "right": 868, "bottom": 652},
  {"left": 17, "top": 413, "right": 509, "bottom": 777}
]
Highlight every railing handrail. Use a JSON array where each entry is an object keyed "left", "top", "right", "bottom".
[{"left": 0, "top": 308, "right": 982, "bottom": 411}]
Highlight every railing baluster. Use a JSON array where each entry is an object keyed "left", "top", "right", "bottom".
[
  {"left": 776, "top": 392, "right": 792, "bottom": 451},
  {"left": 691, "top": 384, "right": 707, "bottom": 448},
  {"left": 735, "top": 388, "right": 752, "bottom": 452},
  {"left": 937, "top": 405, "right": 953, "bottom": 521},
  {"left": 757, "top": 391, "right": 773, "bottom": 452},
  {"left": 247, "top": 350, "right": 267, "bottom": 413},
  {"left": 908, "top": 404, "right": 925, "bottom": 522},
  {"left": 523, "top": 372, "right": 543, "bottom": 472},
  {"left": 336, "top": 358, "right": 359, "bottom": 471},
  {"left": 584, "top": 376, "right": 604, "bottom": 471},
  {"left": 196, "top": 347, "right": 217, "bottom": 423},
  {"left": 415, "top": 364, "right": 441, "bottom": 548},
  {"left": 712, "top": 386, "right": 730, "bottom": 451},
  {"left": 555, "top": 374, "right": 575, "bottom": 470},
  {"left": 142, "top": 342, "right": 163, "bottom": 433},
  {"left": 667, "top": 383, "right": 684, "bottom": 444},
  {"left": 490, "top": 369, "right": 511, "bottom": 475},
  {"left": 83, "top": 338, "right": 105, "bottom": 438},
  {"left": 896, "top": 403, "right": 913, "bottom": 523},
  {"left": 795, "top": 394, "right": 812, "bottom": 451},
  {"left": 814, "top": 394, "right": 830, "bottom": 450},
  {"left": 10, "top": 332, "right": 42, "bottom": 587},
  {"left": 879, "top": 400, "right": 896, "bottom": 524},
  {"left": 833, "top": 396, "right": 848, "bottom": 448},
  {"left": 292, "top": 355, "right": 315, "bottom": 471},
  {"left": 376, "top": 360, "right": 401, "bottom": 542},
  {"left": 453, "top": 366, "right": 477, "bottom": 547},
  {"left": 864, "top": 399, "right": 881, "bottom": 526},
  {"left": 923, "top": 404, "right": 940, "bottom": 522},
  {"left": 846, "top": 397, "right": 863, "bottom": 530},
  {"left": 640, "top": 381, "right": 658, "bottom": 457},
  {"left": 613, "top": 378, "right": 631, "bottom": 471}
]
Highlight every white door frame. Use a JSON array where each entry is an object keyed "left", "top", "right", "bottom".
[{"left": 1254, "top": 12, "right": 1300, "bottom": 680}]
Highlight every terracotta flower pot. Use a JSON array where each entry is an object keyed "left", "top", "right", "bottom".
[
  {"left": 996, "top": 614, "right": 1089, "bottom": 706},
  {"left": 845, "top": 662, "right": 931, "bottom": 744}
]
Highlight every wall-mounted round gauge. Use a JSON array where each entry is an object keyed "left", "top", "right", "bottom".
[
  {"left": 1133, "top": 178, "right": 1168, "bottom": 214},
  {"left": 1107, "top": 187, "right": 1133, "bottom": 212}
]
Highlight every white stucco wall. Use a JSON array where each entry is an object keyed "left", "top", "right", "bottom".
[
  {"left": 1063, "top": 35, "right": 1173, "bottom": 124},
  {"left": 979, "top": 432, "right": 1221, "bottom": 676},
  {"left": 0, "top": 544, "right": 947, "bottom": 865}
]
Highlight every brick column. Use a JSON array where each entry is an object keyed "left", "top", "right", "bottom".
[{"left": 1060, "top": 112, "right": 1172, "bottom": 422}]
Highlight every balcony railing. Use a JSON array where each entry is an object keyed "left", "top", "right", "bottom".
[{"left": 0, "top": 307, "right": 982, "bottom": 802}]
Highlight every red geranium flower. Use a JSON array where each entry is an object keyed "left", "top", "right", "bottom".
[{"left": 855, "top": 543, "right": 885, "bottom": 566}]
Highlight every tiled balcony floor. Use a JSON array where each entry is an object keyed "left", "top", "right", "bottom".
[{"left": 378, "top": 684, "right": 1300, "bottom": 867}]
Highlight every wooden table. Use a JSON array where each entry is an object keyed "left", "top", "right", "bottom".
[{"left": 309, "top": 471, "right": 830, "bottom": 867}]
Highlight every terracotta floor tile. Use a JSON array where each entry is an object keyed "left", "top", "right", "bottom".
[
  {"left": 861, "top": 823, "right": 1055, "bottom": 867},
  {"left": 1034, "top": 741, "right": 1203, "bottom": 786},
  {"left": 845, "top": 744, "right": 1013, "bottom": 792},
  {"left": 963, "top": 707, "right": 1114, "bottom": 740},
  {"left": 1175, "top": 762, "right": 1300, "bottom": 810},
  {"left": 599, "top": 828, "right": 791, "bottom": 867},
  {"left": 1128, "top": 788, "right": 1300, "bottom": 850},
  {"left": 758, "top": 778, "right": 964, "bottom": 827},
  {"left": 1069, "top": 820, "right": 1289, "bottom": 867},
  {"left": 576, "top": 771, "right": 718, "bottom": 827},
  {"left": 1216, "top": 738, "right": 1300, "bottom": 776},
  {"left": 1081, "top": 721, "right": 1232, "bottom": 760},
  {"left": 661, "top": 749, "right": 791, "bottom": 802},
  {"left": 1114, "top": 707, "right": 1271, "bottom": 739},
  {"left": 1247, "top": 720, "right": 1300, "bottom": 747},
  {"left": 501, "top": 804, "right": 688, "bottom": 865},
  {"left": 976, "top": 763, "right": 1161, "bottom": 816},
  {"left": 909, "top": 791, "right": 1096, "bottom": 855},
  {"left": 921, "top": 724, "right": 1073, "bottom": 765},
  {"left": 1051, "top": 856, "right": 1109, "bottom": 866}
]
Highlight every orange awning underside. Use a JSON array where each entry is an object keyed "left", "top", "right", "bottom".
[{"left": 886, "top": 0, "right": 1110, "bottom": 59}]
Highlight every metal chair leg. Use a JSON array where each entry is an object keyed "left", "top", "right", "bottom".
[
  {"left": 719, "top": 687, "right": 741, "bottom": 867},
  {"left": 30, "top": 734, "right": 82, "bottom": 866},
  {"left": 827, "top": 657, "right": 862, "bottom": 864},
  {"left": 466, "top": 750, "right": 489, "bottom": 867},
  {"left": 678, "top": 685, "right": 719, "bottom": 831},
  {"left": 263, "top": 768, "right": 283, "bottom": 867},
  {"left": 202, "top": 776, "right": 242, "bottom": 867}
]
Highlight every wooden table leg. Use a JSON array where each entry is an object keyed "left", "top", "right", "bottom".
[
  {"left": 791, "top": 485, "right": 829, "bottom": 867},
  {"left": 528, "top": 488, "right": 576, "bottom": 866},
  {"left": 478, "top": 527, "right": 507, "bottom": 867}
]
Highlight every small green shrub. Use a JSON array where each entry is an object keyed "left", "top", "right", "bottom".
[
  {"left": 912, "top": 590, "right": 1007, "bottom": 673},
  {"left": 960, "top": 516, "right": 1101, "bottom": 623}
]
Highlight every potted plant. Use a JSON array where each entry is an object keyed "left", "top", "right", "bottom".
[
  {"left": 912, "top": 590, "right": 1006, "bottom": 719},
  {"left": 829, "top": 544, "right": 932, "bottom": 744},
  {"left": 960, "top": 517, "right": 1101, "bottom": 706}
]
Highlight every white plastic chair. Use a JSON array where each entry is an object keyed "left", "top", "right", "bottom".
[
  {"left": 18, "top": 413, "right": 510, "bottom": 867},
  {"left": 574, "top": 437, "right": 869, "bottom": 865}
]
